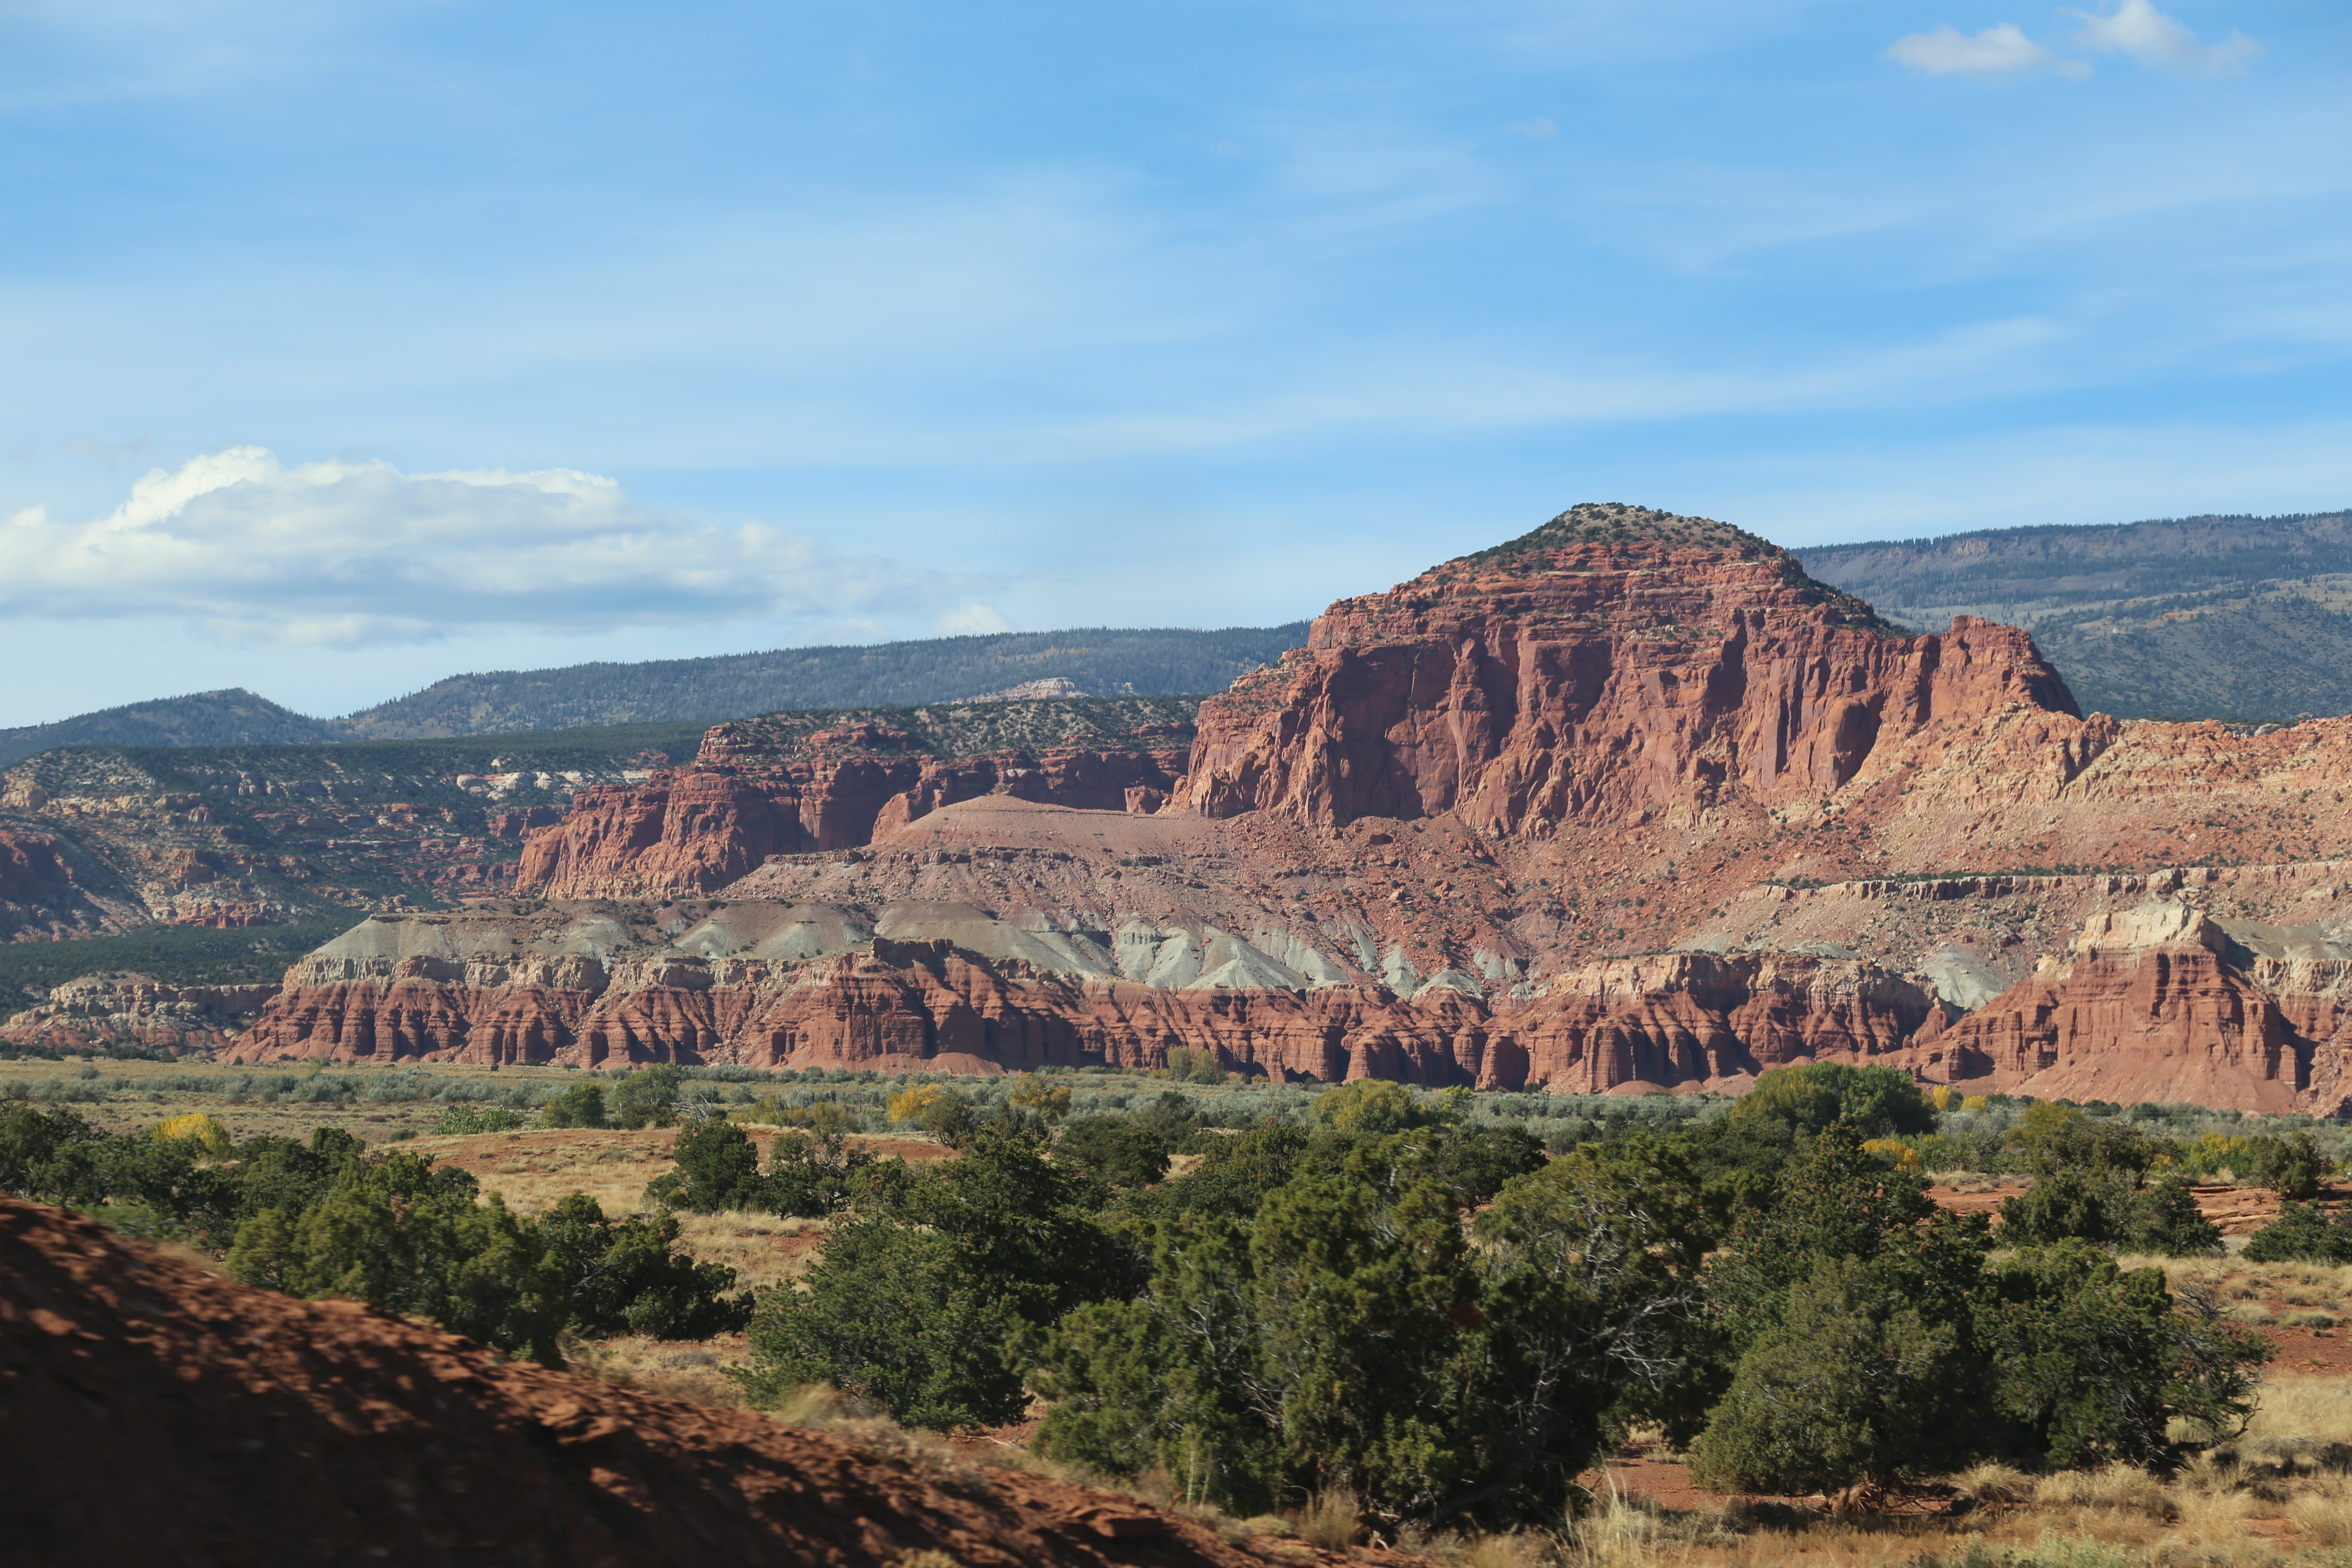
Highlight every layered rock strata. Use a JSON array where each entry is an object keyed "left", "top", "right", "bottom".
[
  {"left": 222, "top": 505, "right": 2352, "bottom": 1114},
  {"left": 520, "top": 723, "right": 1189, "bottom": 900},
  {"left": 226, "top": 900, "right": 1936, "bottom": 1094},
  {"left": 1, "top": 976, "right": 277, "bottom": 1054}
]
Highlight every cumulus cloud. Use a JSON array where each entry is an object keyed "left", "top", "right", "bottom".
[
  {"left": 0, "top": 447, "right": 977, "bottom": 646},
  {"left": 1886, "top": 23, "right": 2088, "bottom": 77},
  {"left": 932, "top": 602, "right": 1013, "bottom": 637},
  {"left": 2069, "top": 0, "right": 2259, "bottom": 73}
]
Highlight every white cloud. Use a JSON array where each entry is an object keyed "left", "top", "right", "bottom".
[
  {"left": 931, "top": 602, "right": 1013, "bottom": 637},
  {"left": 2069, "top": 0, "right": 2258, "bottom": 74},
  {"left": 0, "top": 447, "right": 981, "bottom": 646},
  {"left": 1886, "top": 23, "right": 2088, "bottom": 78}
]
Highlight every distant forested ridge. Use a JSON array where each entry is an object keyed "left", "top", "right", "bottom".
[
  {"left": 0, "top": 690, "right": 342, "bottom": 770},
  {"left": 1799, "top": 509, "right": 2352, "bottom": 722},
  {"left": 337, "top": 625, "right": 1310, "bottom": 738},
  {"left": 0, "top": 624, "right": 1310, "bottom": 766}
]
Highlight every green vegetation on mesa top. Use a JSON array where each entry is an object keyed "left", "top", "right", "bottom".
[
  {"left": 0, "top": 626, "right": 1308, "bottom": 769},
  {"left": 713, "top": 695, "right": 1200, "bottom": 759},
  {"left": 1799, "top": 508, "right": 2352, "bottom": 722},
  {"left": 340, "top": 625, "right": 1305, "bottom": 738},
  {"left": 93, "top": 720, "right": 714, "bottom": 789},
  {"left": 0, "top": 914, "right": 365, "bottom": 1005},
  {"left": 1455, "top": 502, "right": 1781, "bottom": 566}
]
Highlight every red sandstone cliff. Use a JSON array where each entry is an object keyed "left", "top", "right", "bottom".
[
  {"left": 519, "top": 719, "right": 1189, "bottom": 899},
  {"left": 218, "top": 505, "right": 2352, "bottom": 1114},
  {"left": 1182, "top": 504, "right": 2077, "bottom": 834},
  {"left": 225, "top": 904, "right": 1936, "bottom": 1094},
  {"left": 1920, "top": 898, "right": 2352, "bottom": 1116},
  {"left": 1, "top": 975, "right": 277, "bottom": 1054}
]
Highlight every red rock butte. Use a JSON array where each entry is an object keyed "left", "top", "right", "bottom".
[{"left": 185, "top": 502, "right": 2352, "bottom": 1114}]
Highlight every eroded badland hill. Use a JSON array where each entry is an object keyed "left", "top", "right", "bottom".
[{"left": 21, "top": 502, "right": 2352, "bottom": 1115}]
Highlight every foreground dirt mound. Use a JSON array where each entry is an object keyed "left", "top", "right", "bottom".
[{"left": 0, "top": 1197, "right": 1259, "bottom": 1568}]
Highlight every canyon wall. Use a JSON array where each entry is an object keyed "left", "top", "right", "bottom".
[
  {"left": 1183, "top": 509, "right": 2078, "bottom": 835},
  {"left": 518, "top": 723, "right": 1188, "bottom": 900},
  {"left": 215, "top": 505, "right": 2352, "bottom": 1115}
]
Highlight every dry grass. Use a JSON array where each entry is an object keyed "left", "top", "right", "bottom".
[
  {"left": 1953, "top": 1461, "right": 2034, "bottom": 1507},
  {"left": 2033, "top": 1463, "right": 2170, "bottom": 1519},
  {"left": 669, "top": 1209, "right": 827, "bottom": 1293},
  {"left": 1296, "top": 1487, "right": 1363, "bottom": 1551},
  {"left": 560, "top": 1330, "right": 753, "bottom": 1407}
]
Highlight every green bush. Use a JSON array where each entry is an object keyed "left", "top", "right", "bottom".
[
  {"left": 655, "top": 1118, "right": 766, "bottom": 1212},
  {"left": 1031, "top": 1130, "right": 1709, "bottom": 1523},
  {"left": 741, "top": 1133, "right": 1112, "bottom": 1430},
  {"left": 433, "top": 1103, "right": 527, "bottom": 1135},
  {"left": 225, "top": 1151, "right": 567, "bottom": 1364},
  {"left": 609, "top": 1065, "right": 685, "bottom": 1130},
  {"left": 538, "top": 1192, "right": 750, "bottom": 1338},
  {"left": 538, "top": 1082, "right": 608, "bottom": 1129},
  {"left": 2245, "top": 1133, "right": 2329, "bottom": 1200},
  {"left": 764, "top": 1127, "right": 874, "bottom": 1217},
  {"left": 1980, "top": 1239, "right": 2266, "bottom": 1466},
  {"left": 1690, "top": 1254, "right": 1967, "bottom": 1497},
  {"left": 1730, "top": 1064, "right": 1936, "bottom": 1142},
  {"left": 1052, "top": 1114, "right": 1176, "bottom": 1189},
  {"left": 2243, "top": 1200, "right": 2352, "bottom": 1264}
]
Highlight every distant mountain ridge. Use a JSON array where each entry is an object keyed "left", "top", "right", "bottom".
[
  {"left": 1799, "top": 508, "right": 2352, "bottom": 722},
  {"left": 0, "top": 689, "right": 342, "bottom": 769},
  {"left": 0, "top": 624, "right": 1310, "bottom": 768}
]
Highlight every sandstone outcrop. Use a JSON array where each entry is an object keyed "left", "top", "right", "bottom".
[
  {"left": 0, "top": 1196, "right": 1261, "bottom": 1568},
  {"left": 227, "top": 900, "right": 1941, "bottom": 1093},
  {"left": 1, "top": 975, "right": 277, "bottom": 1054},
  {"left": 519, "top": 721, "right": 1190, "bottom": 900},
  {"left": 215, "top": 505, "right": 2352, "bottom": 1113},
  {"left": 1914, "top": 897, "right": 2352, "bottom": 1116},
  {"left": 1182, "top": 505, "right": 2076, "bottom": 834}
]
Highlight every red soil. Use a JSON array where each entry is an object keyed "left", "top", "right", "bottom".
[{"left": 0, "top": 1196, "right": 1275, "bottom": 1568}]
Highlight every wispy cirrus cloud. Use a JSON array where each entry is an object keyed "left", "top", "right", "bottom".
[
  {"left": 2069, "top": 0, "right": 2258, "bottom": 74},
  {"left": 1887, "top": 23, "right": 2088, "bottom": 79},
  {"left": 0, "top": 448, "right": 996, "bottom": 646}
]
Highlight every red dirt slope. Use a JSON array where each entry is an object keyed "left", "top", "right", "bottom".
[{"left": 0, "top": 1197, "right": 1260, "bottom": 1568}]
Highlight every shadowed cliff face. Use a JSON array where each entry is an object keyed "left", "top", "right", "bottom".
[
  {"left": 1182, "top": 505, "right": 2080, "bottom": 833},
  {"left": 200, "top": 504, "right": 2352, "bottom": 1115}
]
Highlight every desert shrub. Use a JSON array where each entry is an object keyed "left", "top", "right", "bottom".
[
  {"left": 538, "top": 1082, "right": 608, "bottom": 1129},
  {"left": 764, "top": 1128, "right": 877, "bottom": 1217},
  {"left": 432, "top": 1103, "right": 527, "bottom": 1135},
  {"left": 655, "top": 1118, "right": 767, "bottom": 1212},
  {"left": 609, "top": 1065, "right": 685, "bottom": 1130},
  {"left": 1162, "top": 1046, "right": 1228, "bottom": 1084},
  {"left": 225, "top": 1151, "right": 567, "bottom": 1364},
  {"left": 1981, "top": 1240, "right": 2266, "bottom": 1466},
  {"left": 537, "top": 1192, "right": 750, "bottom": 1338},
  {"left": 1030, "top": 1133, "right": 1708, "bottom": 1524},
  {"left": 741, "top": 1132, "right": 1115, "bottom": 1429},
  {"left": 2243, "top": 1200, "right": 2352, "bottom": 1264},
  {"left": 2120, "top": 1173, "right": 2224, "bottom": 1256},
  {"left": 1730, "top": 1063, "right": 1935, "bottom": 1142},
  {"left": 2007, "top": 1102, "right": 2162, "bottom": 1181},
  {"left": 0, "top": 1104, "right": 107, "bottom": 1204},
  {"left": 1309, "top": 1078, "right": 1442, "bottom": 1136},
  {"left": 1114, "top": 1122, "right": 1309, "bottom": 1225},
  {"left": 152, "top": 1112, "right": 233, "bottom": 1155},
  {"left": 1052, "top": 1114, "right": 1175, "bottom": 1189},
  {"left": 886, "top": 1083, "right": 980, "bottom": 1147},
  {"left": 2245, "top": 1133, "right": 2330, "bottom": 1200},
  {"left": 1007, "top": 1074, "right": 1074, "bottom": 1122},
  {"left": 1689, "top": 1253, "right": 1967, "bottom": 1496}
]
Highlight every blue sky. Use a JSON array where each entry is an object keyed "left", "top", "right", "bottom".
[{"left": 1, "top": 0, "right": 2345, "bottom": 725}]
